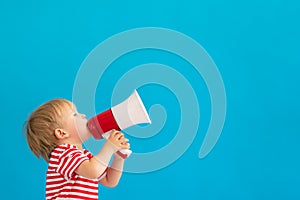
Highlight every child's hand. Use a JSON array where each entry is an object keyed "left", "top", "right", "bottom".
[{"left": 107, "top": 130, "right": 130, "bottom": 151}]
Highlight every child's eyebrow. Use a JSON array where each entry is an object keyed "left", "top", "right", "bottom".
[{"left": 70, "top": 103, "right": 77, "bottom": 111}]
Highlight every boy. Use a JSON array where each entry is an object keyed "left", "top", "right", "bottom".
[{"left": 25, "top": 98, "right": 130, "bottom": 200}]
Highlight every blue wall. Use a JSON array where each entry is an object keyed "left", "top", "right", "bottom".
[{"left": 1, "top": 0, "right": 299, "bottom": 199}]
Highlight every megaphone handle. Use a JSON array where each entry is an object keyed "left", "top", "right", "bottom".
[
  {"left": 102, "top": 131, "right": 111, "bottom": 140},
  {"left": 117, "top": 149, "right": 132, "bottom": 159}
]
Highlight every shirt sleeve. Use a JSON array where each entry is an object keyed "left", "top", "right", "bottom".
[
  {"left": 84, "top": 150, "right": 108, "bottom": 181},
  {"left": 97, "top": 167, "right": 108, "bottom": 181},
  {"left": 56, "top": 146, "right": 89, "bottom": 180}
]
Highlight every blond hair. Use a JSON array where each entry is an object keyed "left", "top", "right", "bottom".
[{"left": 25, "top": 99, "right": 72, "bottom": 162}]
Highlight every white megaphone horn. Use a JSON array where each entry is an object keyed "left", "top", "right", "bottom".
[{"left": 87, "top": 90, "right": 151, "bottom": 159}]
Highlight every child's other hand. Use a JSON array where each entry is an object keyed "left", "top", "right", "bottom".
[{"left": 107, "top": 130, "right": 130, "bottom": 151}]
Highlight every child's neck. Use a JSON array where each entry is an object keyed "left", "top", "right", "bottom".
[{"left": 73, "top": 143, "right": 83, "bottom": 150}]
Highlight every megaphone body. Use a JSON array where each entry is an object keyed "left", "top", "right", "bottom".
[{"left": 87, "top": 90, "right": 151, "bottom": 159}]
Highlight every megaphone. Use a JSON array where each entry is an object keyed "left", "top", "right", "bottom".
[{"left": 87, "top": 90, "right": 151, "bottom": 159}]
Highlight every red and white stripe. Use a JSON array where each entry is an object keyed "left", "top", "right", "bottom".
[{"left": 46, "top": 144, "right": 104, "bottom": 200}]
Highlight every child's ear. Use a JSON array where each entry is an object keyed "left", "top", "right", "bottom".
[{"left": 54, "top": 128, "right": 69, "bottom": 140}]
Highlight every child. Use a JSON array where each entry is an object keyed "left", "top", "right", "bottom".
[{"left": 25, "top": 98, "right": 130, "bottom": 200}]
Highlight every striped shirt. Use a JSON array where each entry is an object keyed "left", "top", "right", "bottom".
[{"left": 46, "top": 144, "right": 107, "bottom": 200}]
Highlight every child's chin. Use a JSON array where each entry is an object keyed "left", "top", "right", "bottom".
[{"left": 83, "top": 132, "right": 92, "bottom": 141}]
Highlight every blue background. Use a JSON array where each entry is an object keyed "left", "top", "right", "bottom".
[{"left": 1, "top": 0, "right": 300, "bottom": 199}]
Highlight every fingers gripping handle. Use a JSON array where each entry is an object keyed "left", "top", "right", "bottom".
[{"left": 102, "top": 131, "right": 132, "bottom": 159}]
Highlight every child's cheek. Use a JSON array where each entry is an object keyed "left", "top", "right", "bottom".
[{"left": 75, "top": 119, "right": 89, "bottom": 135}]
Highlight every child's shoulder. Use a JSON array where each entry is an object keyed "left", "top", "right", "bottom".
[
  {"left": 50, "top": 144, "right": 78, "bottom": 157},
  {"left": 53, "top": 143, "right": 77, "bottom": 151},
  {"left": 51, "top": 144, "right": 91, "bottom": 158}
]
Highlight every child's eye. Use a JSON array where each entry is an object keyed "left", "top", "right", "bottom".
[{"left": 73, "top": 113, "right": 78, "bottom": 116}]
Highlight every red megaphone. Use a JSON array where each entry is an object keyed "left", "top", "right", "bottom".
[{"left": 87, "top": 90, "right": 151, "bottom": 159}]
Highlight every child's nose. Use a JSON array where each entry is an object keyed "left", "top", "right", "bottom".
[{"left": 81, "top": 114, "right": 86, "bottom": 119}]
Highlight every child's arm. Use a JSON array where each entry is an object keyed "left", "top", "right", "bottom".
[
  {"left": 99, "top": 154, "right": 124, "bottom": 188},
  {"left": 75, "top": 130, "right": 129, "bottom": 179}
]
